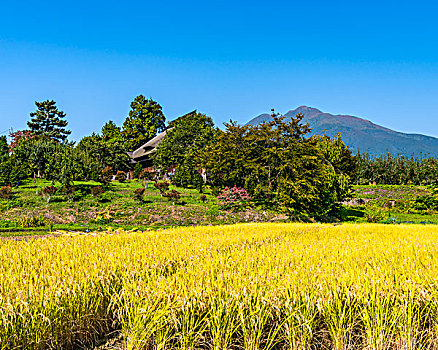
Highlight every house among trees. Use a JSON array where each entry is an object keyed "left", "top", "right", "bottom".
[
  {"left": 130, "top": 129, "right": 168, "bottom": 169},
  {"left": 129, "top": 110, "right": 198, "bottom": 172}
]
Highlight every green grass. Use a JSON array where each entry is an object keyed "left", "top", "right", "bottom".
[{"left": 0, "top": 178, "right": 285, "bottom": 237}]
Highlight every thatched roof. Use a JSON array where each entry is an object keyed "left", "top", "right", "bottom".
[{"left": 131, "top": 129, "right": 169, "bottom": 161}]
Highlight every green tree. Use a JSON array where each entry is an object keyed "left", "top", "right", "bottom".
[
  {"left": 0, "top": 136, "right": 8, "bottom": 160},
  {"left": 27, "top": 100, "right": 71, "bottom": 142},
  {"left": 201, "top": 112, "right": 352, "bottom": 220},
  {"left": 75, "top": 133, "right": 131, "bottom": 182},
  {"left": 122, "top": 95, "right": 165, "bottom": 151},
  {"left": 102, "top": 120, "right": 124, "bottom": 144},
  {"left": 0, "top": 136, "right": 11, "bottom": 185},
  {"left": 153, "top": 111, "right": 216, "bottom": 189},
  {"left": 13, "top": 136, "right": 58, "bottom": 179}
]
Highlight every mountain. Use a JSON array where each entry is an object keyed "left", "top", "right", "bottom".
[{"left": 246, "top": 106, "right": 438, "bottom": 156}]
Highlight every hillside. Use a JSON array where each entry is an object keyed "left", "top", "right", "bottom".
[{"left": 246, "top": 106, "right": 438, "bottom": 156}]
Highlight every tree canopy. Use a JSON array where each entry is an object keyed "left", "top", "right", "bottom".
[
  {"left": 200, "top": 112, "right": 355, "bottom": 219},
  {"left": 153, "top": 111, "right": 216, "bottom": 188},
  {"left": 122, "top": 95, "right": 166, "bottom": 151},
  {"left": 27, "top": 100, "right": 71, "bottom": 142}
]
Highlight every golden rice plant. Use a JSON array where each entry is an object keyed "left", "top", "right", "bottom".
[{"left": 2, "top": 223, "right": 438, "bottom": 349}]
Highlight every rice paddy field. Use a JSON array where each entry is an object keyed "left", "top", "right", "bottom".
[{"left": 2, "top": 222, "right": 438, "bottom": 349}]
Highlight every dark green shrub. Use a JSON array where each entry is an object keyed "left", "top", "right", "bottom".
[
  {"left": 414, "top": 194, "right": 438, "bottom": 211},
  {"left": 172, "top": 164, "right": 204, "bottom": 191},
  {"left": 133, "top": 163, "right": 142, "bottom": 179}
]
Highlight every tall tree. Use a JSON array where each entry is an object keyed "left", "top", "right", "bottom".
[
  {"left": 0, "top": 136, "right": 8, "bottom": 161},
  {"left": 101, "top": 120, "right": 124, "bottom": 144},
  {"left": 27, "top": 100, "right": 71, "bottom": 142},
  {"left": 200, "top": 112, "right": 352, "bottom": 219},
  {"left": 153, "top": 111, "right": 216, "bottom": 188},
  {"left": 122, "top": 95, "right": 166, "bottom": 151},
  {"left": 75, "top": 133, "right": 131, "bottom": 182}
]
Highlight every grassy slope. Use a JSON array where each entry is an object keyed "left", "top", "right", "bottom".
[
  {"left": 0, "top": 179, "right": 284, "bottom": 237},
  {"left": 346, "top": 184, "right": 438, "bottom": 224}
]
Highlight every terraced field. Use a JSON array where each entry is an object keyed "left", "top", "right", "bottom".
[{"left": 2, "top": 223, "right": 438, "bottom": 349}]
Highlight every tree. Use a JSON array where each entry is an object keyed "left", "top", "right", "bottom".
[
  {"left": 101, "top": 120, "right": 124, "bottom": 144},
  {"left": 27, "top": 100, "right": 71, "bottom": 142},
  {"left": 200, "top": 112, "right": 352, "bottom": 220},
  {"left": 153, "top": 111, "right": 216, "bottom": 188},
  {"left": 0, "top": 136, "right": 11, "bottom": 186},
  {"left": 9, "top": 130, "right": 33, "bottom": 151},
  {"left": 0, "top": 136, "right": 8, "bottom": 161},
  {"left": 122, "top": 95, "right": 166, "bottom": 151},
  {"left": 0, "top": 135, "right": 26, "bottom": 186},
  {"left": 75, "top": 132, "right": 131, "bottom": 182}
]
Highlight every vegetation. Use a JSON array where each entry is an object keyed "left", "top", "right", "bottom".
[
  {"left": 2, "top": 223, "right": 438, "bottom": 349},
  {"left": 355, "top": 152, "right": 438, "bottom": 185},
  {"left": 0, "top": 179, "right": 288, "bottom": 235},
  {"left": 5, "top": 96, "right": 438, "bottom": 349},
  {"left": 153, "top": 110, "right": 215, "bottom": 189},
  {"left": 201, "top": 112, "right": 355, "bottom": 219},
  {"left": 122, "top": 95, "right": 166, "bottom": 151},
  {"left": 27, "top": 99, "right": 71, "bottom": 142}
]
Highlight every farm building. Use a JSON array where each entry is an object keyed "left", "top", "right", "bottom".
[{"left": 130, "top": 129, "right": 168, "bottom": 169}]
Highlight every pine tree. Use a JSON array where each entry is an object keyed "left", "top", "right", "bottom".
[
  {"left": 27, "top": 100, "right": 71, "bottom": 142},
  {"left": 122, "top": 95, "right": 166, "bottom": 151}
]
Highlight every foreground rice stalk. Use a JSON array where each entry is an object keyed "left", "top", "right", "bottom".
[
  {"left": 282, "top": 289, "right": 319, "bottom": 350},
  {"left": 321, "top": 287, "right": 359, "bottom": 350},
  {"left": 2, "top": 223, "right": 438, "bottom": 349}
]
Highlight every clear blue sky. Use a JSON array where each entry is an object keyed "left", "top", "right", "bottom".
[{"left": 1, "top": 0, "right": 438, "bottom": 141}]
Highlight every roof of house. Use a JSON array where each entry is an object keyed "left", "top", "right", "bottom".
[{"left": 131, "top": 129, "right": 169, "bottom": 160}]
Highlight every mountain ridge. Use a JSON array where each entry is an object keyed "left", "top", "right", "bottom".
[{"left": 246, "top": 106, "right": 438, "bottom": 156}]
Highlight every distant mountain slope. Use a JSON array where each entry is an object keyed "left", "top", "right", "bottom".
[{"left": 246, "top": 106, "right": 438, "bottom": 156}]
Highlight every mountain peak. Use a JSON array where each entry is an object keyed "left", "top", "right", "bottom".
[
  {"left": 246, "top": 106, "right": 438, "bottom": 156},
  {"left": 296, "top": 105, "right": 322, "bottom": 113}
]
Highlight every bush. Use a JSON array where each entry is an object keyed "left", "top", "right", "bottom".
[
  {"left": 164, "top": 189, "right": 181, "bottom": 204},
  {"left": 133, "top": 188, "right": 145, "bottom": 203},
  {"left": 16, "top": 214, "right": 50, "bottom": 228},
  {"left": 139, "top": 169, "right": 154, "bottom": 187},
  {"left": 0, "top": 186, "right": 13, "bottom": 199},
  {"left": 61, "top": 184, "right": 77, "bottom": 202},
  {"left": 0, "top": 186, "right": 13, "bottom": 200},
  {"left": 41, "top": 186, "right": 58, "bottom": 203},
  {"left": 115, "top": 170, "right": 126, "bottom": 183},
  {"left": 217, "top": 186, "right": 250, "bottom": 211},
  {"left": 414, "top": 194, "right": 438, "bottom": 211},
  {"left": 154, "top": 181, "right": 170, "bottom": 196},
  {"left": 100, "top": 166, "right": 113, "bottom": 185},
  {"left": 364, "top": 204, "right": 386, "bottom": 223},
  {"left": 172, "top": 164, "right": 204, "bottom": 191},
  {"left": 133, "top": 163, "right": 143, "bottom": 179},
  {"left": 90, "top": 186, "right": 105, "bottom": 202},
  {"left": 95, "top": 206, "right": 114, "bottom": 224}
]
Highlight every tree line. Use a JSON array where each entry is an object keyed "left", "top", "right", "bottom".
[
  {"left": 0, "top": 97, "right": 359, "bottom": 220},
  {"left": 354, "top": 152, "right": 438, "bottom": 185}
]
